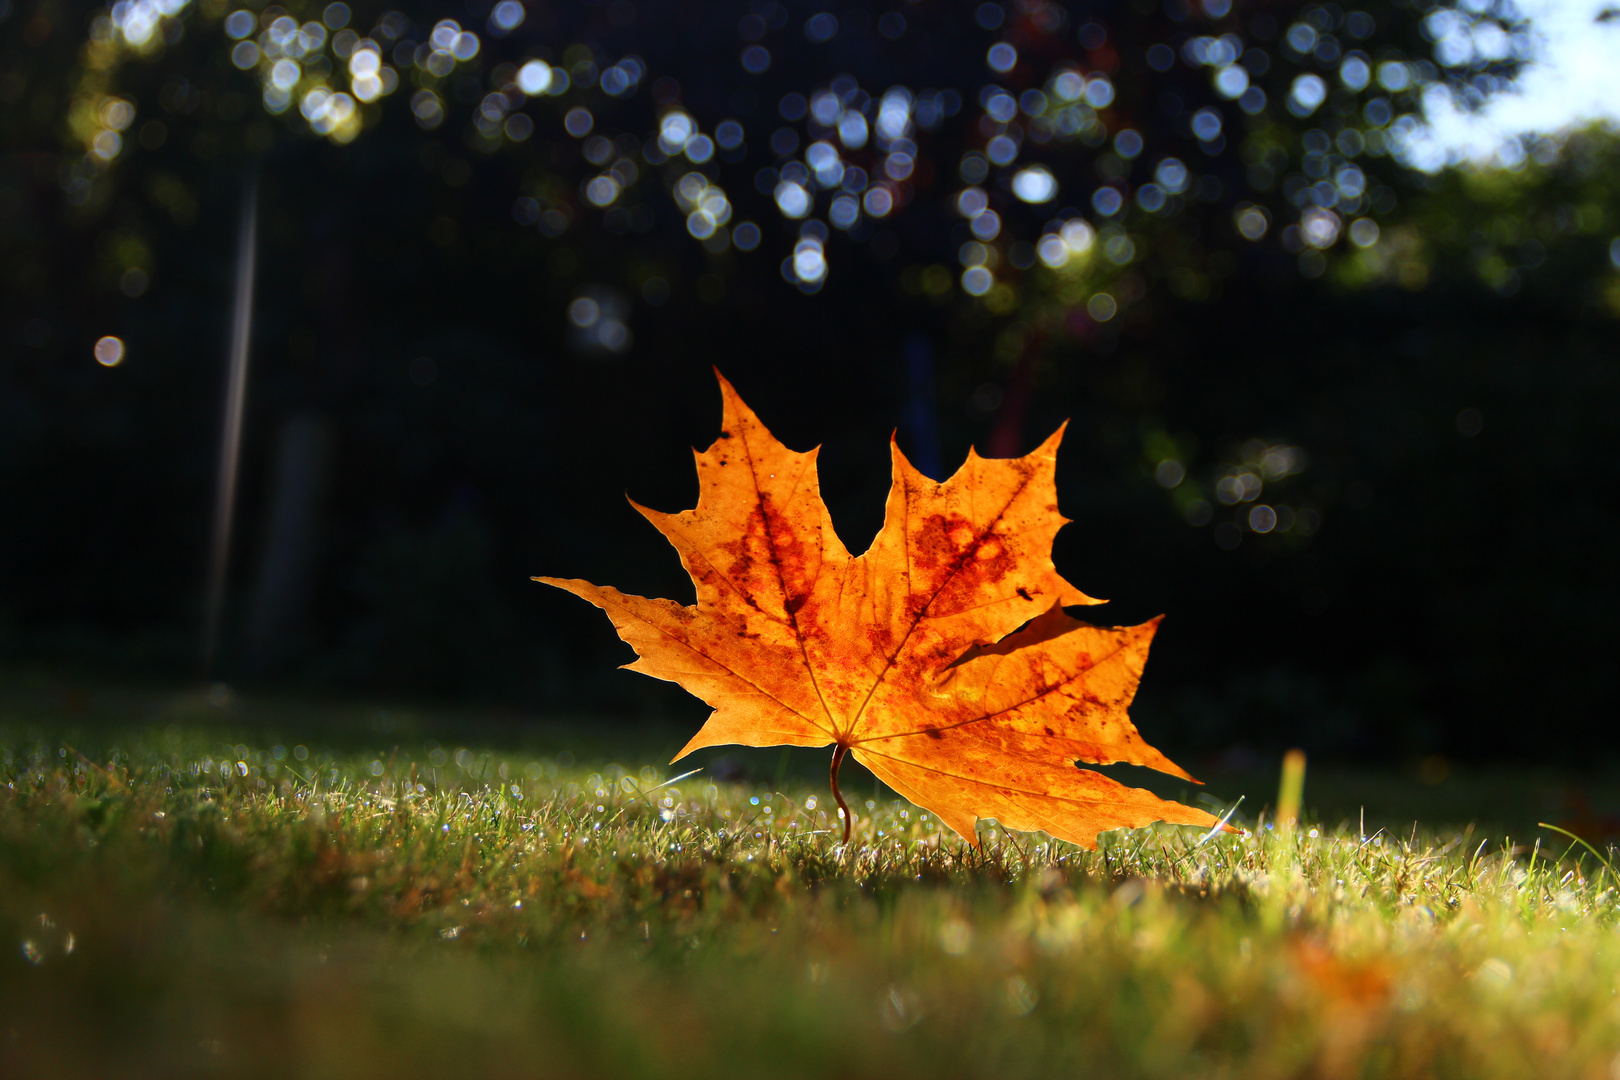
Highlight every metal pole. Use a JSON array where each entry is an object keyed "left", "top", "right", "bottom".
[{"left": 202, "top": 176, "right": 258, "bottom": 676}]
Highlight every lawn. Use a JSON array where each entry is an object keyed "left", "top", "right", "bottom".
[{"left": 3, "top": 674, "right": 1619, "bottom": 1078}]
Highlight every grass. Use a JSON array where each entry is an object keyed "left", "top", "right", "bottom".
[{"left": 3, "top": 684, "right": 1620, "bottom": 1077}]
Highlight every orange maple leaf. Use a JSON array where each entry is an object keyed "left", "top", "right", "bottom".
[{"left": 537, "top": 374, "right": 1220, "bottom": 849}]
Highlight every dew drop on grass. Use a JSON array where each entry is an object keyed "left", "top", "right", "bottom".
[{"left": 1004, "top": 975, "right": 1039, "bottom": 1016}]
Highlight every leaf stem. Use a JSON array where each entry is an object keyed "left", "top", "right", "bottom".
[{"left": 829, "top": 744, "right": 851, "bottom": 845}]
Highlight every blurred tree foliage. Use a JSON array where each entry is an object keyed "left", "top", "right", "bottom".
[{"left": 2, "top": 0, "right": 1618, "bottom": 759}]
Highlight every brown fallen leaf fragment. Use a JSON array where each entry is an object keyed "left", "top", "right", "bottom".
[{"left": 537, "top": 372, "right": 1220, "bottom": 849}]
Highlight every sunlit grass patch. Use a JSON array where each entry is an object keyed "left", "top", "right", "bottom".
[{"left": 2, "top": 727, "right": 1619, "bottom": 1078}]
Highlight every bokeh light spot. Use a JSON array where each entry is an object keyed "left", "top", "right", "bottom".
[
  {"left": 119, "top": 268, "right": 149, "bottom": 297},
  {"left": 1235, "top": 204, "right": 1269, "bottom": 240},
  {"left": 1289, "top": 74, "right": 1327, "bottom": 116},
  {"left": 829, "top": 194, "right": 859, "bottom": 229},
  {"left": 1349, "top": 218, "right": 1380, "bottom": 247},
  {"left": 1053, "top": 70, "right": 1086, "bottom": 101},
  {"left": 1103, "top": 233, "right": 1135, "bottom": 264},
  {"left": 585, "top": 176, "right": 620, "bottom": 206},
  {"left": 517, "top": 60, "right": 552, "bottom": 95},
  {"left": 741, "top": 45, "right": 771, "bottom": 73},
  {"left": 1155, "top": 157, "right": 1188, "bottom": 193},
  {"left": 1012, "top": 167, "right": 1056, "bottom": 203},
  {"left": 969, "top": 211, "right": 1001, "bottom": 240},
  {"left": 1301, "top": 208, "right": 1342, "bottom": 248},
  {"left": 92, "top": 132, "right": 123, "bottom": 161},
  {"left": 569, "top": 297, "right": 601, "bottom": 328},
  {"left": 1377, "top": 61, "right": 1410, "bottom": 92},
  {"left": 985, "top": 92, "right": 1017, "bottom": 123},
  {"left": 774, "top": 180, "right": 810, "bottom": 218},
  {"left": 1341, "top": 56, "right": 1370, "bottom": 91},
  {"left": 490, "top": 1, "right": 524, "bottom": 33},
  {"left": 805, "top": 12, "right": 838, "bottom": 43},
  {"left": 1036, "top": 235, "right": 1069, "bottom": 268},
  {"left": 411, "top": 91, "right": 444, "bottom": 129},
  {"left": 1214, "top": 65, "right": 1249, "bottom": 99},
  {"left": 565, "top": 108, "right": 594, "bottom": 137},
  {"left": 269, "top": 59, "right": 299, "bottom": 92},
  {"left": 790, "top": 238, "right": 827, "bottom": 287},
  {"left": 224, "top": 10, "right": 256, "bottom": 39}
]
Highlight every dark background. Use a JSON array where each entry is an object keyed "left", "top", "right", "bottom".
[{"left": 2, "top": 0, "right": 1616, "bottom": 761}]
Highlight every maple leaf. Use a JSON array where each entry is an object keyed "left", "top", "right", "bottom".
[{"left": 537, "top": 373, "right": 1221, "bottom": 849}]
